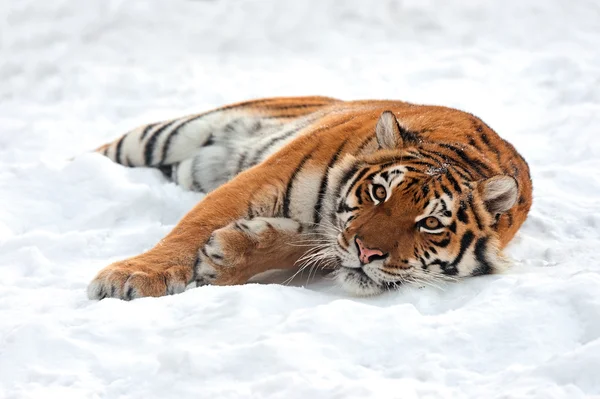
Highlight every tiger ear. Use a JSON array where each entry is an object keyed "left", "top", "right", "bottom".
[
  {"left": 479, "top": 175, "right": 518, "bottom": 214},
  {"left": 375, "top": 111, "right": 418, "bottom": 150}
]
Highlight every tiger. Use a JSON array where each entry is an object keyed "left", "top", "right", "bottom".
[{"left": 87, "top": 96, "right": 532, "bottom": 299}]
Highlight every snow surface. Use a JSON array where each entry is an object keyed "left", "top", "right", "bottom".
[{"left": 1, "top": 0, "right": 600, "bottom": 397}]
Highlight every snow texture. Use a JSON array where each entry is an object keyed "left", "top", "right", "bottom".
[{"left": 1, "top": 0, "right": 600, "bottom": 398}]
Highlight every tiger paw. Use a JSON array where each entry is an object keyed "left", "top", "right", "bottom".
[
  {"left": 195, "top": 217, "right": 302, "bottom": 285},
  {"left": 87, "top": 260, "right": 192, "bottom": 300}
]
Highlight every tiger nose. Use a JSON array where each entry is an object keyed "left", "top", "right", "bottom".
[{"left": 355, "top": 237, "right": 388, "bottom": 264}]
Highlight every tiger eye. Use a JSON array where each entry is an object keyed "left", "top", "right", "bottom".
[
  {"left": 372, "top": 184, "right": 387, "bottom": 201},
  {"left": 423, "top": 216, "right": 441, "bottom": 229}
]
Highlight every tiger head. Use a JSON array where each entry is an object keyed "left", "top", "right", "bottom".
[{"left": 329, "top": 111, "right": 519, "bottom": 295}]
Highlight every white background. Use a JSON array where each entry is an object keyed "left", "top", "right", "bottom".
[{"left": 1, "top": 0, "right": 600, "bottom": 398}]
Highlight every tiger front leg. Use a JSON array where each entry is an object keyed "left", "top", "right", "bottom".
[
  {"left": 87, "top": 162, "right": 308, "bottom": 300},
  {"left": 196, "top": 217, "right": 309, "bottom": 286}
]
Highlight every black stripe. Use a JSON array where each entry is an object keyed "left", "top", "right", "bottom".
[
  {"left": 314, "top": 139, "right": 349, "bottom": 224},
  {"left": 114, "top": 135, "right": 126, "bottom": 164},
  {"left": 457, "top": 201, "right": 469, "bottom": 223},
  {"left": 467, "top": 195, "right": 484, "bottom": 230},
  {"left": 343, "top": 167, "right": 369, "bottom": 200},
  {"left": 479, "top": 132, "right": 502, "bottom": 163},
  {"left": 429, "top": 200, "right": 440, "bottom": 214},
  {"left": 340, "top": 233, "right": 349, "bottom": 248},
  {"left": 330, "top": 163, "right": 361, "bottom": 212},
  {"left": 160, "top": 115, "right": 207, "bottom": 163},
  {"left": 440, "top": 183, "right": 453, "bottom": 199},
  {"left": 248, "top": 126, "right": 303, "bottom": 167},
  {"left": 419, "top": 147, "right": 475, "bottom": 180},
  {"left": 355, "top": 186, "right": 363, "bottom": 205},
  {"left": 380, "top": 269, "right": 405, "bottom": 278},
  {"left": 192, "top": 257, "right": 201, "bottom": 281},
  {"left": 406, "top": 160, "right": 440, "bottom": 169},
  {"left": 190, "top": 156, "right": 204, "bottom": 192},
  {"left": 282, "top": 152, "right": 313, "bottom": 218},
  {"left": 235, "top": 152, "right": 248, "bottom": 175},
  {"left": 337, "top": 203, "right": 359, "bottom": 214},
  {"left": 203, "top": 134, "right": 215, "bottom": 147},
  {"left": 403, "top": 166, "right": 420, "bottom": 173},
  {"left": 413, "top": 148, "right": 448, "bottom": 165},
  {"left": 191, "top": 179, "right": 204, "bottom": 194},
  {"left": 448, "top": 221, "right": 457, "bottom": 233},
  {"left": 438, "top": 143, "right": 491, "bottom": 178},
  {"left": 223, "top": 119, "right": 242, "bottom": 134},
  {"left": 442, "top": 230, "right": 475, "bottom": 275},
  {"left": 444, "top": 170, "right": 462, "bottom": 194},
  {"left": 379, "top": 162, "right": 397, "bottom": 169},
  {"left": 471, "top": 237, "right": 492, "bottom": 276},
  {"left": 263, "top": 114, "right": 305, "bottom": 120},
  {"left": 144, "top": 120, "right": 178, "bottom": 165},
  {"left": 451, "top": 164, "right": 475, "bottom": 181},
  {"left": 158, "top": 165, "right": 173, "bottom": 180},
  {"left": 327, "top": 161, "right": 361, "bottom": 225},
  {"left": 365, "top": 171, "right": 379, "bottom": 181},
  {"left": 431, "top": 237, "right": 451, "bottom": 248},
  {"left": 355, "top": 136, "right": 375, "bottom": 154},
  {"left": 140, "top": 123, "right": 159, "bottom": 141},
  {"left": 402, "top": 178, "right": 420, "bottom": 192},
  {"left": 249, "top": 120, "right": 263, "bottom": 135},
  {"left": 398, "top": 154, "right": 421, "bottom": 162},
  {"left": 468, "top": 137, "right": 482, "bottom": 151},
  {"left": 262, "top": 103, "right": 329, "bottom": 111},
  {"left": 200, "top": 248, "right": 209, "bottom": 258}
]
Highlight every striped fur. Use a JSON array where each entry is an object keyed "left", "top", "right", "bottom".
[{"left": 87, "top": 97, "right": 532, "bottom": 299}]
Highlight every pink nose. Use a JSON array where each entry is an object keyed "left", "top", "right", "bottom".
[{"left": 355, "top": 238, "right": 386, "bottom": 264}]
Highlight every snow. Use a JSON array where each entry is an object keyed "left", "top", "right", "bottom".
[{"left": 1, "top": 0, "right": 600, "bottom": 397}]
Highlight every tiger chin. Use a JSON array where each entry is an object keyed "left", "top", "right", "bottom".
[{"left": 87, "top": 97, "right": 532, "bottom": 300}]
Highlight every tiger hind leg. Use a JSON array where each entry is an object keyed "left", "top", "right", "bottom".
[
  {"left": 95, "top": 96, "right": 340, "bottom": 192},
  {"left": 195, "top": 217, "right": 310, "bottom": 286}
]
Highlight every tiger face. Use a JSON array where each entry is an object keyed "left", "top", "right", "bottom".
[{"left": 328, "top": 111, "right": 518, "bottom": 295}]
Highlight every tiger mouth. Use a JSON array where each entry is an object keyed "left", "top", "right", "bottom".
[
  {"left": 339, "top": 264, "right": 367, "bottom": 275},
  {"left": 340, "top": 263, "right": 412, "bottom": 286},
  {"left": 339, "top": 264, "right": 396, "bottom": 285}
]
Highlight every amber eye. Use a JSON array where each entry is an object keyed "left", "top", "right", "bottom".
[
  {"left": 372, "top": 184, "right": 387, "bottom": 202},
  {"left": 420, "top": 216, "right": 443, "bottom": 231}
]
